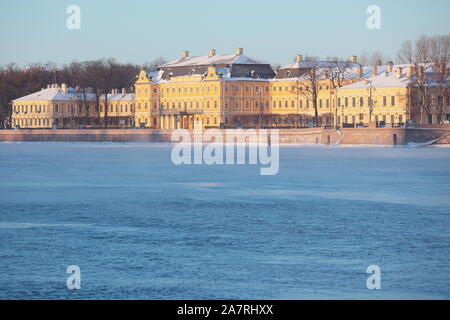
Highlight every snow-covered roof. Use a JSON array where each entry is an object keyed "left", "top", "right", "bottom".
[
  {"left": 279, "top": 61, "right": 361, "bottom": 70},
  {"left": 146, "top": 70, "right": 164, "bottom": 83},
  {"left": 13, "top": 87, "right": 135, "bottom": 103},
  {"left": 101, "top": 93, "right": 135, "bottom": 101},
  {"left": 160, "top": 54, "right": 268, "bottom": 68},
  {"left": 339, "top": 63, "right": 448, "bottom": 90},
  {"left": 13, "top": 87, "right": 97, "bottom": 102}
]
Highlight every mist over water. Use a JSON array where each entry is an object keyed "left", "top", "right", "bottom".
[{"left": 0, "top": 143, "right": 449, "bottom": 299}]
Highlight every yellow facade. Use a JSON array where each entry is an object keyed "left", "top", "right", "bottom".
[
  {"left": 11, "top": 53, "right": 449, "bottom": 129},
  {"left": 335, "top": 87, "right": 408, "bottom": 126},
  {"left": 12, "top": 101, "right": 54, "bottom": 128}
]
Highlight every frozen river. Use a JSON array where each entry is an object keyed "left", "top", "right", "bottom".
[{"left": 0, "top": 143, "right": 449, "bottom": 299}]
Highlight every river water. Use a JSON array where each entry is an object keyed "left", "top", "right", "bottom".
[{"left": 0, "top": 143, "right": 449, "bottom": 299}]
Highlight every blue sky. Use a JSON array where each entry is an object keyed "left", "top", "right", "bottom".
[{"left": 0, "top": 0, "right": 449, "bottom": 66}]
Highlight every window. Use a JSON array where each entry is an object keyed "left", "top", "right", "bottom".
[
  {"left": 337, "top": 98, "right": 341, "bottom": 107},
  {"left": 383, "top": 96, "right": 387, "bottom": 106},
  {"left": 391, "top": 96, "right": 395, "bottom": 106},
  {"left": 399, "top": 115, "right": 403, "bottom": 123},
  {"left": 319, "top": 100, "right": 323, "bottom": 108},
  {"left": 345, "top": 97, "right": 348, "bottom": 107},
  {"left": 352, "top": 97, "right": 356, "bottom": 107},
  {"left": 360, "top": 97, "right": 364, "bottom": 107}
]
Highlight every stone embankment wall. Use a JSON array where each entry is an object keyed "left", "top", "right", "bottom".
[{"left": 0, "top": 127, "right": 449, "bottom": 145}]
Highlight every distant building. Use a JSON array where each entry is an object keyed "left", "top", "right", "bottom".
[{"left": 11, "top": 49, "right": 450, "bottom": 129}]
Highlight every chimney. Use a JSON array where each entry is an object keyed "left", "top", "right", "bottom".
[
  {"left": 419, "top": 65, "right": 425, "bottom": 81},
  {"left": 357, "top": 66, "right": 363, "bottom": 78},
  {"left": 371, "top": 66, "right": 378, "bottom": 76},
  {"left": 182, "top": 51, "right": 189, "bottom": 58},
  {"left": 406, "top": 65, "right": 415, "bottom": 79},
  {"left": 350, "top": 55, "right": 357, "bottom": 63},
  {"left": 296, "top": 54, "right": 303, "bottom": 62},
  {"left": 387, "top": 63, "right": 393, "bottom": 73},
  {"left": 439, "top": 62, "right": 446, "bottom": 74},
  {"left": 395, "top": 67, "right": 402, "bottom": 79},
  {"left": 236, "top": 48, "right": 244, "bottom": 55},
  {"left": 209, "top": 49, "right": 216, "bottom": 57},
  {"left": 61, "top": 83, "right": 68, "bottom": 93},
  {"left": 122, "top": 88, "right": 126, "bottom": 94}
]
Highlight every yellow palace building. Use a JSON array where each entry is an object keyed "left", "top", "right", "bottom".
[{"left": 11, "top": 48, "right": 450, "bottom": 129}]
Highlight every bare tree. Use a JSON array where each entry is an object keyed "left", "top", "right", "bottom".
[
  {"left": 415, "top": 35, "right": 431, "bottom": 63},
  {"left": 397, "top": 34, "right": 450, "bottom": 64},
  {"left": 434, "top": 63, "right": 449, "bottom": 123},
  {"left": 358, "top": 52, "right": 370, "bottom": 66},
  {"left": 397, "top": 40, "right": 414, "bottom": 64},
  {"left": 142, "top": 57, "right": 167, "bottom": 72},
  {"left": 299, "top": 67, "right": 322, "bottom": 126},
  {"left": 303, "top": 54, "right": 320, "bottom": 62},
  {"left": 429, "top": 35, "right": 450, "bottom": 63}
]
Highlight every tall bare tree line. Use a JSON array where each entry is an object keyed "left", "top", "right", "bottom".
[
  {"left": 0, "top": 58, "right": 166, "bottom": 128},
  {"left": 397, "top": 34, "right": 449, "bottom": 64}
]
